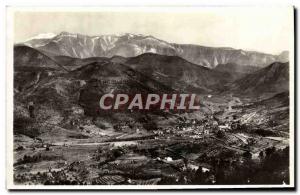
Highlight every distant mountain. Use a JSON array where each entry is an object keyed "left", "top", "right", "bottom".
[
  {"left": 214, "top": 63, "right": 261, "bottom": 80},
  {"left": 277, "top": 51, "right": 289, "bottom": 63},
  {"left": 229, "top": 62, "right": 289, "bottom": 95},
  {"left": 214, "top": 63, "right": 260, "bottom": 74},
  {"left": 52, "top": 53, "right": 233, "bottom": 93},
  {"left": 51, "top": 55, "right": 109, "bottom": 70},
  {"left": 14, "top": 45, "right": 63, "bottom": 70},
  {"left": 171, "top": 45, "right": 280, "bottom": 68},
  {"left": 124, "top": 53, "right": 232, "bottom": 92},
  {"left": 23, "top": 32, "right": 288, "bottom": 68},
  {"left": 13, "top": 45, "right": 68, "bottom": 94},
  {"left": 14, "top": 41, "right": 290, "bottom": 102},
  {"left": 14, "top": 43, "right": 235, "bottom": 94}
]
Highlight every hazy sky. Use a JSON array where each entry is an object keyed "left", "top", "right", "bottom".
[{"left": 13, "top": 7, "right": 293, "bottom": 54}]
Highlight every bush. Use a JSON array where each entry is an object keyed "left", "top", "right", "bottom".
[
  {"left": 13, "top": 117, "right": 40, "bottom": 138},
  {"left": 143, "top": 122, "right": 157, "bottom": 131},
  {"left": 216, "top": 130, "right": 225, "bottom": 138},
  {"left": 14, "top": 153, "right": 63, "bottom": 166}
]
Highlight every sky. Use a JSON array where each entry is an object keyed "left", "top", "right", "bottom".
[{"left": 12, "top": 7, "right": 293, "bottom": 55}]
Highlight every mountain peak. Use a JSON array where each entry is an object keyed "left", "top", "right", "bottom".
[
  {"left": 25, "top": 32, "right": 57, "bottom": 41},
  {"left": 57, "top": 31, "right": 80, "bottom": 38},
  {"left": 59, "top": 31, "right": 71, "bottom": 35},
  {"left": 117, "top": 33, "right": 138, "bottom": 37},
  {"left": 277, "top": 50, "right": 289, "bottom": 62}
]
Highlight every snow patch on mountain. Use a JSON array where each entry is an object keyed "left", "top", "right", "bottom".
[
  {"left": 25, "top": 33, "right": 57, "bottom": 41},
  {"left": 22, "top": 31, "right": 287, "bottom": 68},
  {"left": 148, "top": 48, "right": 157, "bottom": 53}
]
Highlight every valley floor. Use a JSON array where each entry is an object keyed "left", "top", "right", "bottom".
[{"left": 13, "top": 94, "right": 290, "bottom": 185}]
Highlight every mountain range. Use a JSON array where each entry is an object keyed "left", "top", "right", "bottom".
[
  {"left": 14, "top": 44, "right": 289, "bottom": 99},
  {"left": 14, "top": 45, "right": 232, "bottom": 95},
  {"left": 22, "top": 32, "right": 289, "bottom": 68},
  {"left": 14, "top": 32, "right": 290, "bottom": 110}
]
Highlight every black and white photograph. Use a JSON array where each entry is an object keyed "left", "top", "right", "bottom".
[{"left": 6, "top": 6, "right": 295, "bottom": 189}]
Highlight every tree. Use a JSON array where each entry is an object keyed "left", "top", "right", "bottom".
[
  {"left": 216, "top": 130, "right": 225, "bottom": 138},
  {"left": 259, "top": 151, "right": 264, "bottom": 160},
  {"left": 243, "top": 151, "right": 252, "bottom": 159}
]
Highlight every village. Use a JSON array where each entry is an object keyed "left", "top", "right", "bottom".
[
  {"left": 13, "top": 86, "right": 290, "bottom": 186},
  {"left": 13, "top": 99, "right": 290, "bottom": 185}
]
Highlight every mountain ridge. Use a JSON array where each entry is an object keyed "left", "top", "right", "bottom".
[
  {"left": 229, "top": 62, "right": 289, "bottom": 95},
  {"left": 22, "top": 32, "right": 289, "bottom": 68}
]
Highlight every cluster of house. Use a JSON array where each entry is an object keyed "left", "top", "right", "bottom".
[{"left": 153, "top": 115, "right": 236, "bottom": 139}]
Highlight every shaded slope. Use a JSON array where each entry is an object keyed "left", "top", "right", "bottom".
[
  {"left": 15, "top": 59, "right": 175, "bottom": 117},
  {"left": 14, "top": 45, "right": 65, "bottom": 70},
  {"left": 214, "top": 63, "right": 261, "bottom": 80},
  {"left": 230, "top": 62, "right": 289, "bottom": 95},
  {"left": 14, "top": 45, "right": 68, "bottom": 93},
  {"left": 125, "top": 53, "right": 232, "bottom": 93},
  {"left": 51, "top": 55, "right": 109, "bottom": 70}
]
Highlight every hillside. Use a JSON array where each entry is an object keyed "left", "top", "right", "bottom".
[
  {"left": 214, "top": 63, "right": 261, "bottom": 80},
  {"left": 230, "top": 62, "right": 289, "bottom": 95},
  {"left": 14, "top": 45, "right": 68, "bottom": 93},
  {"left": 125, "top": 53, "right": 233, "bottom": 92},
  {"left": 14, "top": 45, "right": 64, "bottom": 70}
]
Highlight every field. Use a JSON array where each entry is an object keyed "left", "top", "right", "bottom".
[{"left": 13, "top": 93, "right": 290, "bottom": 185}]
